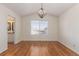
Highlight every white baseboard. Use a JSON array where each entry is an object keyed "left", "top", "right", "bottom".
[
  {"left": 22, "top": 39, "right": 58, "bottom": 41},
  {"left": 14, "top": 40, "right": 22, "bottom": 44},
  {"left": 58, "top": 40, "right": 79, "bottom": 55},
  {"left": 0, "top": 47, "right": 8, "bottom": 53}
]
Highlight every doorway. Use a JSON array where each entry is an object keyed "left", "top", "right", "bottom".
[{"left": 7, "top": 16, "right": 15, "bottom": 44}]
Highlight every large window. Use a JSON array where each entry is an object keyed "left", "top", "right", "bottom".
[{"left": 31, "top": 20, "right": 48, "bottom": 35}]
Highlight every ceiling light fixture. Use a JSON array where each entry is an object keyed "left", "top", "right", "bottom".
[{"left": 38, "top": 3, "right": 46, "bottom": 18}]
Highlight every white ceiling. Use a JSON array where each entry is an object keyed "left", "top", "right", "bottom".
[{"left": 2, "top": 3, "right": 76, "bottom": 16}]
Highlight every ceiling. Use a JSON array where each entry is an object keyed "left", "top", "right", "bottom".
[{"left": 2, "top": 3, "right": 76, "bottom": 16}]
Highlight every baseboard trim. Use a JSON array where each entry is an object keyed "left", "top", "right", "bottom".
[
  {"left": 22, "top": 39, "right": 58, "bottom": 41},
  {"left": 58, "top": 40, "right": 79, "bottom": 55},
  {"left": 0, "top": 47, "right": 8, "bottom": 53}
]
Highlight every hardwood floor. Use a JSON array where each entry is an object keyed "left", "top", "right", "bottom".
[{"left": 0, "top": 41, "right": 78, "bottom": 56}]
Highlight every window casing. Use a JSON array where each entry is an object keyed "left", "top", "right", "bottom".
[{"left": 31, "top": 20, "right": 48, "bottom": 35}]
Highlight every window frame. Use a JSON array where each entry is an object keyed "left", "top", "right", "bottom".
[{"left": 31, "top": 20, "right": 48, "bottom": 35}]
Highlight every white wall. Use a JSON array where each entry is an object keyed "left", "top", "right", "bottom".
[
  {"left": 0, "top": 5, "right": 21, "bottom": 53},
  {"left": 59, "top": 4, "right": 79, "bottom": 54},
  {"left": 22, "top": 14, "right": 58, "bottom": 41}
]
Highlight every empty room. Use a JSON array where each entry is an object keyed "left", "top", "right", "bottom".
[{"left": 0, "top": 3, "right": 79, "bottom": 56}]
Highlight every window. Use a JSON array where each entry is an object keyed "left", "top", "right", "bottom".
[{"left": 31, "top": 20, "right": 48, "bottom": 35}]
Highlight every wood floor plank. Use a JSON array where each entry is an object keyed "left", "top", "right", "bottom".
[{"left": 0, "top": 41, "right": 78, "bottom": 56}]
